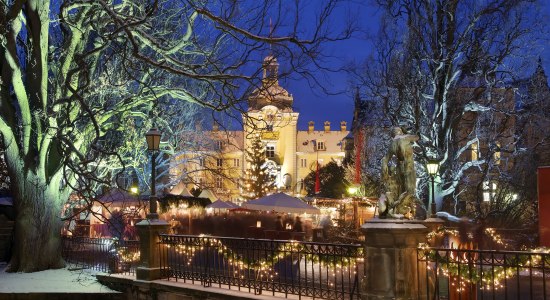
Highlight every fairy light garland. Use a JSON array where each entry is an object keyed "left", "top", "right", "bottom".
[
  {"left": 162, "top": 235, "right": 362, "bottom": 286},
  {"left": 423, "top": 227, "right": 550, "bottom": 293}
]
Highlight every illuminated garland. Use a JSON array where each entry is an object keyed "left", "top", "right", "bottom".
[
  {"left": 116, "top": 246, "right": 140, "bottom": 263},
  {"left": 163, "top": 236, "right": 362, "bottom": 284},
  {"left": 426, "top": 227, "right": 510, "bottom": 249},
  {"left": 422, "top": 227, "right": 550, "bottom": 293},
  {"left": 421, "top": 245, "right": 550, "bottom": 291}
]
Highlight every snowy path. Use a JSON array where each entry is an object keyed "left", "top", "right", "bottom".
[{"left": 0, "top": 263, "right": 119, "bottom": 294}]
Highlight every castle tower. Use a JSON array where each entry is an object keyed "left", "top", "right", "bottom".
[{"left": 244, "top": 56, "right": 299, "bottom": 191}]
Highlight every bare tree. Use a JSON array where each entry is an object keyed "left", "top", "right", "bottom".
[
  {"left": 0, "top": 0, "right": 353, "bottom": 272},
  {"left": 353, "top": 0, "right": 544, "bottom": 215}
]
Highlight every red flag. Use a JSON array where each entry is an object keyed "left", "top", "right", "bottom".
[{"left": 315, "top": 160, "right": 321, "bottom": 194}]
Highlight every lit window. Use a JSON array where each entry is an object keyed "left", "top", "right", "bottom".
[
  {"left": 300, "top": 158, "right": 307, "bottom": 168},
  {"left": 317, "top": 141, "right": 326, "bottom": 151},
  {"left": 494, "top": 142, "right": 501, "bottom": 165},
  {"left": 215, "top": 177, "right": 223, "bottom": 188},
  {"left": 470, "top": 142, "right": 478, "bottom": 161},
  {"left": 233, "top": 158, "right": 240, "bottom": 167},
  {"left": 216, "top": 158, "right": 223, "bottom": 167},
  {"left": 266, "top": 145, "right": 275, "bottom": 158},
  {"left": 482, "top": 181, "right": 497, "bottom": 202}
]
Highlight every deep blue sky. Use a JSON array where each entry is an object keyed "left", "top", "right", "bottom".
[
  {"left": 286, "top": 1, "right": 379, "bottom": 130},
  {"left": 283, "top": 1, "right": 550, "bottom": 131}
]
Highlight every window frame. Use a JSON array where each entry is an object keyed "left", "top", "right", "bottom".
[
  {"left": 266, "top": 145, "right": 275, "bottom": 158},
  {"left": 316, "top": 141, "right": 326, "bottom": 151}
]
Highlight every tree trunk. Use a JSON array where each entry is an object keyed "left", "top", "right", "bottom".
[{"left": 6, "top": 175, "right": 65, "bottom": 272}]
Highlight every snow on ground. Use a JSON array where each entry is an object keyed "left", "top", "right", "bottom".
[{"left": 0, "top": 263, "right": 119, "bottom": 293}]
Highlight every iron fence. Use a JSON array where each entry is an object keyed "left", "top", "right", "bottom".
[
  {"left": 418, "top": 246, "right": 550, "bottom": 299},
  {"left": 158, "top": 234, "right": 364, "bottom": 299},
  {"left": 61, "top": 236, "right": 139, "bottom": 274}
]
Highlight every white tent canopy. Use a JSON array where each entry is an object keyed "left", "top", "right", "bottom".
[
  {"left": 169, "top": 181, "right": 193, "bottom": 197},
  {"left": 206, "top": 199, "right": 235, "bottom": 209},
  {"left": 198, "top": 189, "right": 218, "bottom": 201},
  {"left": 243, "top": 192, "right": 320, "bottom": 214},
  {"left": 225, "top": 201, "right": 239, "bottom": 208}
]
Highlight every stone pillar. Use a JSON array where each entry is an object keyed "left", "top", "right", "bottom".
[
  {"left": 136, "top": 219, "right": 170, "bottom": 281},
  {"left": 361, "top": 219, "right": 429, "bottom": 300}
]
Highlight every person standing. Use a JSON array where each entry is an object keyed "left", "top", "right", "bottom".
[
  {"left": 275, "top": 215, "right": 284, "bottom": 231},
  {"left": 293, "top": 216, "right": 303, "bottom": 232}
]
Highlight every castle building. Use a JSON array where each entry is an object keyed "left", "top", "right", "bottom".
[{"left": 172, "top": 56, "right": 349, "bottom": 202}]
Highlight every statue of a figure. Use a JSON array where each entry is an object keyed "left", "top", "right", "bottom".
[{"left": 379, "top": 127, "right": 421, "bottom": 219}]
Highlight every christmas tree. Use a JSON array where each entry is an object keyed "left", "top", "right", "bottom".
[{"left": 241, "top": 135, "right": 276, "bottom": 199}]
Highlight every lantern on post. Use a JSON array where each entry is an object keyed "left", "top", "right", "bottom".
[
  {"left": 426, "top": 159, "right": 440, "bottom": 218},
  {"left": 145, "top": 128, "right": 161, "bottom": 219}
]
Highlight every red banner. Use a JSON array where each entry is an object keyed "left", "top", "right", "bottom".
[
  {"left": 315, "top": 161, "right": 321, "bottom": 194},
  {"left": 538, "top": 167, "right": 550, "bottom": 247}
]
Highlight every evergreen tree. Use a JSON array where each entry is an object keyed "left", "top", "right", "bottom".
[
  {"left": 304, "top": 161, "right": 349, "bottom": 198},
  {"left": 241, "top": 136, "right": 275, "bottom": 199}
]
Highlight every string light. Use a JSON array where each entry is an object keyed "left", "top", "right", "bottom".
[
  {"left": 422, "top": 227, "right": 550, "bottom": 294},
  {"left": 160, "top": 235, "right": 362, "bottom": 288}
]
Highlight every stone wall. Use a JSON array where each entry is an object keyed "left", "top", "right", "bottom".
[{"left": 97, "top": 275, "right": 278, "bottom": 300}]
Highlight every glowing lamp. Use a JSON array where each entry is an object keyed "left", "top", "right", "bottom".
[
  {"left": 145, "top": 128, "right": 161, "bottom": 151},
  {"left": 426, "top": 159, "right": 439, "bottom": 176},
  {"left": 425, "top": 158, "right": 440, "bottom": 218},
  {"left": 145, "top": 127, "right": 162, "bottom": 219}
]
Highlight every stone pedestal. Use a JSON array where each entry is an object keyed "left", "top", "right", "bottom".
[
  {"left": 361, "top": 219, "right": 429, "bottom": 300},
  {"left": 136, "top": 219, "right": 170, "bottom": 281},
  {"left": 423, "top": 217, "right": 445, "bottom": 232}
]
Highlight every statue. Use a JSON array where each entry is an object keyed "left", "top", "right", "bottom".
[{"left": 379, "top": 127, "right": 422, "bottom": 219}]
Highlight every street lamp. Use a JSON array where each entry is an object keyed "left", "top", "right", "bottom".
[
  {"left": 145, "top": 127, "right": 161, "bottom": 219},
  {"left": 426, "top": 159, "right": 440, "bottom": 218}
]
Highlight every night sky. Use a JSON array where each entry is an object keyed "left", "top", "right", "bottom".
[{"left": 285, "top": 1, "right": 550, "bottom": 131}]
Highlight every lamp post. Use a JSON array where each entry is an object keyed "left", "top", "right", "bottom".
[
  {"left": 426, "top": 159, "right": 440, "bottom": 218},
  {"left": 145, "top": 127, "right": 161, "bottom": 219},
  {"left": 136, "top": 127, "right": 169, "bottom": 282}
]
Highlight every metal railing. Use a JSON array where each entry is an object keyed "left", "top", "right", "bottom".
[
  {"left": 61, "top": 236, "right": 139, "bottom": 274},
  {"left": 159, "top": 234, "right": 364, "bottom": 299},
  {"left": 418, "top": 246, "right": 550, "bottom": 299}
]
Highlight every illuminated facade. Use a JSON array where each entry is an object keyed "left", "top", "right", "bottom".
[{"left": 172, "top": 56, "right": 349, "bottom": 202}]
